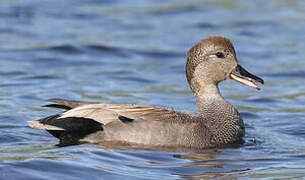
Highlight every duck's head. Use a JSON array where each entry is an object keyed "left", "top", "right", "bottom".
[{"left": 186, "top": 36, "right": 264, "bottom": 94}]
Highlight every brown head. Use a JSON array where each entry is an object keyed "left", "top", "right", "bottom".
[{"left": 186, "top": 36, "right": 264, "bottom": 94}]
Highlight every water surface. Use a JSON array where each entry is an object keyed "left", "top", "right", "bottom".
[{"left": 0, "top": 0, "right": 305, "bottom": 179}]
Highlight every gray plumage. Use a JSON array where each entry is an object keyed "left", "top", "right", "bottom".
[{"left": 28, "top": 36, "right": 263, "bottom": 148}]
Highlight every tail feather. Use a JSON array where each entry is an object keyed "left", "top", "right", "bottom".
[
  {"left": 28, "top": 114, "right": 102, "bottom": 145},
  {"left": 28, "top": 120, "right": 64, "bottom": 130}
]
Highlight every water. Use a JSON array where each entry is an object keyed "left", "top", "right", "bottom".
[{"left": 0, "top": 0, "right": 305, "bottom": 179}]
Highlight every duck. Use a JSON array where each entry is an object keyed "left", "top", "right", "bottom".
[{"left": 28, "top": 36, "right": 264, "bottom": 149}]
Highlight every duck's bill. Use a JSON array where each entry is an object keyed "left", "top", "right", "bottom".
[{"left": 229, "top": 65, "right": 264, "bottom": 90}]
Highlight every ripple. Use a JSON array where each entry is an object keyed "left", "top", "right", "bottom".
[
  {"left": 230, "top": 20, "right": 280, "bottom": 28},
  {"left": 111, "top": 76, "right": 156, "bottom": 84},
  {"left": 149, "top": 5, "right": 202, "bottom": 15},
  {"left": 237, "top": 30, "right": 262, "bottom": 37},
  {"left": 277, "top": 123, "right": 305, "bottom": 138},
  {"left": 244, "top": 97, "right": 278, "bottom": 103},
  {"left": 19, "top": 75, "right": 63, "bottom": 80},
  {"left": 0, "top": 71, "right": 27, "bottom": 77},
  {"left": 48, "top": 45, "right": 84, "bottom": 54},
  {"left": 193, "top": 22, "right": 221, "bottom": 30},
  {"left": 263, "top": 71, "right": 305, "bottom": 78},
  {"left": 0, "top": 83, "right": 35, "bottom": 87},
  {"left": 86, "top": 44, "right": 121, "bottom": 52},
  {"left": 132, "top": 49, "right": 183, "bottom": 58},
  {"left": 240, "top": 112, "right": 260, "bottom": 119}
]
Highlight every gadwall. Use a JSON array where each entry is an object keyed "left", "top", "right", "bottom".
[{"left": 28, "top": 36, "right": 264, "bottom": 148}]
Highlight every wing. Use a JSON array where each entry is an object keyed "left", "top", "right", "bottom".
[
  {"left": 29, "top": 99, "right": 195, "bottom": 145},
  {"left": 44, "top": 99, "right": 194, "bottom": 125}
]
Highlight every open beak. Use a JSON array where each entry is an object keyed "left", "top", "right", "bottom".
[{"left": 229, "top": 65, "right": 264, "bottom": 90}]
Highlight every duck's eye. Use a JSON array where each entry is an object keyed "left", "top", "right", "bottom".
[{"left": 215, "top": 52, "right": 225, "bottom": 58}]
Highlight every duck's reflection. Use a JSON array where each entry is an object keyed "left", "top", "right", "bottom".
[{"left": 94, "top": 142, "right": 251, "bottom": 179}]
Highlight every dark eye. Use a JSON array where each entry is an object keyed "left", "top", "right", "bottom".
[{"left": 215, "top": 52, "right": 225, "bottom": 58}]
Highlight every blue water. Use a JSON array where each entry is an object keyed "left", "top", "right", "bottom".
[{"left": 1, "top": 0, "right": 305, "bottom": 179}]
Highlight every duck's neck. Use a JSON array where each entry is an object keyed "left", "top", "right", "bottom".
[
  {"left": 194, "top": 83, "right": 245, "bottom": 145},
  {"left": 195, "top": 83, "right": 225, "bottom": 114}
]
